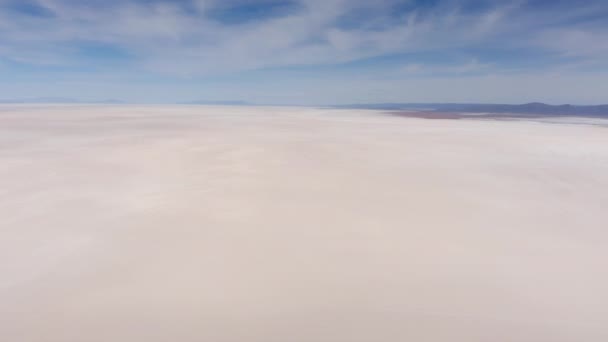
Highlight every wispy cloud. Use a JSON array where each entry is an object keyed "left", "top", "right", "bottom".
[
  {"left": 401, "top": 59, "right": 493, "bottom": 76},
  {"left": 0, "top": 0, "right": 607, "bottom": 103}
]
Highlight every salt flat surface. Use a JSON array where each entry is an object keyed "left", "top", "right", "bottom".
[{"left": 1, "top": 105, "right": 607, "bottom": 342}]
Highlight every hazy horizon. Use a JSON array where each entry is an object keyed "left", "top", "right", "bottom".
[{"left": 1, "top": 98, "right": 607, "bottom": 107}]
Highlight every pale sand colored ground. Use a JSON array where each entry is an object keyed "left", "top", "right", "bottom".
[{"left": 1, "top": 105, "right": 607, "bottom": 341}]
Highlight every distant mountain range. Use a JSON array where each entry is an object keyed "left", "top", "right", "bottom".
[
  {"left": 1, "top": 99, "right": 607, "bottom": 117},
  {"left": 335, "top": 102, "right": 608, "bottom": 117}
]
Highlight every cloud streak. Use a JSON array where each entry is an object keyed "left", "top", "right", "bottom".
[{"left": 0, "top": 0, "right": 607, "bottom": 103}]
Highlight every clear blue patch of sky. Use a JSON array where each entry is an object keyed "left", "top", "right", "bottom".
[
  {"left": 205, "top": 1, "right": 302, "bottom": 24},
  {"left": 332, "top": 1, "right": 442, "bottom": 31},
  {"left": 3, "top": 0, "right": 55, "bottom": 17},
  {"left": 72, "top": 41, "right": 133, "bottom": 62}
]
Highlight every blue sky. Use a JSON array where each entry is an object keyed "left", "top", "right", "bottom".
[{"left": 0, "top": 0, "right": 607, "bottom": 104}]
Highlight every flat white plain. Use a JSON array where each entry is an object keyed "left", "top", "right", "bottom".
[{"left": 1, "top": 105, "right": 607, "bottom": 342}]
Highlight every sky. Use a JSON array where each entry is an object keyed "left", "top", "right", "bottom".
[{"left": 0, "top": 0, "right": 607, "bottom": 105}]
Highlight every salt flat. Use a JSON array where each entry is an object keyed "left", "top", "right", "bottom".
[{"left": 1, "top": 105, "right": 607, "bottom": 342}]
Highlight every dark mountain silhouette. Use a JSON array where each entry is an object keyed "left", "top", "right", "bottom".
[{"left": 335, "top": 102, "right": 608, "bottom": 117}]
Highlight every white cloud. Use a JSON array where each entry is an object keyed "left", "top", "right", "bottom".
[
  {"left": 1, "top": 0, "right": 608, "bottom": 103},
  {"left": 0, "top": 0, "right": 521, "bottom": 75}
]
